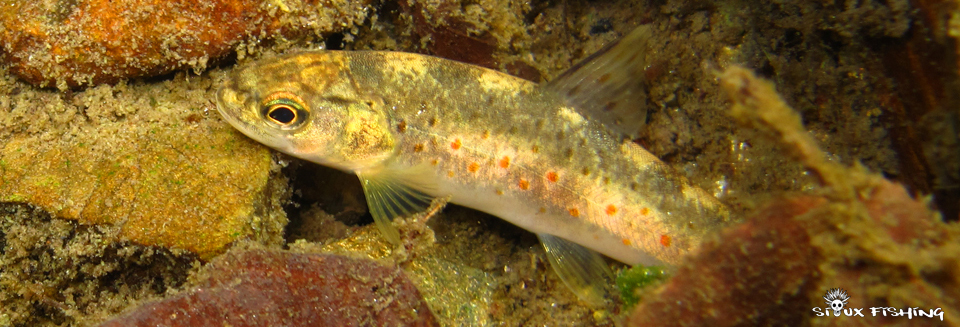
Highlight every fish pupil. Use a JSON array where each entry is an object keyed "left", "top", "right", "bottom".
[{"left": 268, "top": 105, "right": 296, "bottom": 124}]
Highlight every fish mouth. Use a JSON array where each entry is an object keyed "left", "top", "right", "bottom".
[
  {"left": 215, "top": 88, "right": 233, "bottom": 116},
  {"left": 215, "top": 86, "right": 249, "bottom": 129},
  {"left": 215, "top": 85, "right": 290, "bottom": 151}
]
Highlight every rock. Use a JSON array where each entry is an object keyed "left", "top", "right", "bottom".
[
  {"left": 806, "top": 180, "right": 958, "bottom": 327},
  {"left": 306, "top": 204, "right": 497, "bottom": 326},
  {"left": 0, "top": 0, "right": 371, "bottom": 88},
  {"left": 627, "top": 182, "right": 960, "bottom": 326},
  {"left": 0, "top": 203, "right": 200, "bottom": 327},
  {"left": 0, "top": 71, "right": 287, "bottom": 259},
  {"left": 626, "top": 196, "right": 826, "bottom": 326},
  {"left": 97, "top": 249, "right": 440, "bottom": 326},
  {"left": 0, "top": 122, "right": 278, "bottom": 259},
  {"left": 626, "top": 65, "right": 960, "bottom": 326}
]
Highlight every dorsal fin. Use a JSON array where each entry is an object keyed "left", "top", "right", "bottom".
[{"left": 544, "top": 25, "right": 654, "bottom": 138}]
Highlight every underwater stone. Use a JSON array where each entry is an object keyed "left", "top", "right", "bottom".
[
  {"left": 97, "top": 249, "right": 440, "bottom": 326},
  {"left": 627, "top": 180, "right": 960, "bottom": 326},
  {"left": 0, "top": 0, "right": 371, "bottom": 88},
  {"left": 0, "top": 123, "right": 277, "bottom": 259},
  {"left": 626, "top": 196, "right": 825, "bottom": 326},
  {"left": 311, "top": 218, "right": 497, "bottom": 326}
]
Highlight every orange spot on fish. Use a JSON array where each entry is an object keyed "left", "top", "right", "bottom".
[
  {"left": 660, "top": 235, "right": 671, "bottom": 247},
  {"left": 605, "top": 204, "right": 617, "bottom": 215},
  {"left": 604, "top": 101, "right": 617, "bottom": 112},
  {"left": 546, "top": 171, "right": 558, "bottom": 183},
  {"left": 496, "top": 189, "right": 504, "bottom": 195},
  {"left": 451, "top": 138, "right": 462, "bottom": 150},
  {"left": 518, "top": 179, "right": 529, "bottom": 190},
  {"left": 431, "top": 159, "right": 439, "bottom": 166},
  {"left": 468, "top": 162, "right": 480, "bottom": 173},
  {"left": 640, "top": 207, "right": 650, "bottom": 216},
  {"left": 413, "top": 143, "right": 424, "bottom": 152},
  {"left": 539, "top": 207, "right": 546, "bottom": 213},
  {"left": 622, "top": 238, "right": 631, "bottom": 246},
  {"left": 447, "top": 170, "right": 455, "bottom": 177},
  {"left": 498, "top": 156, "right": 510, "bottom": 169},
  {"left": 598, "top": 73, "right": 611, "bottom": 83},
  {"left": 568, "top": 208, "right": 580, "bottom": 217}
]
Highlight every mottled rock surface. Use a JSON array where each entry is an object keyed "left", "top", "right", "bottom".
[
  {"left": 0, "top": 69, "right": 289, "bottom": 259},
  {"left": 0, "top": 0, "right": 371, "bottom": 88},
  {"left": 627, "top": 182, "right": 960, "bottom": 327},
  {"left": 97, "top": 249, "right": 439, "bottom": 327},
  {"left": 0, "top": 204, "right": 200, "bottom": 327},
  {"left": 626, "top": 196, "right": 825, "bottom": 326},
  {"left": 1, "top": 122, "right": 274, "bottom": 258},
  {"left": 0, "top": 69, "right": 290, "bottom": 325}
]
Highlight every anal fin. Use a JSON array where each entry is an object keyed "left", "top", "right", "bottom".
[
  {"left": 538, "top": 233, "right": 615, "bottom": 307},
  {"left": 357, "top": 165, "right": 437, "bottom": 245}
]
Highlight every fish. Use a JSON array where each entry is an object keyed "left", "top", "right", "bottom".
[{"left": 216, "top": 26, "right": 733, "bottom": 304}]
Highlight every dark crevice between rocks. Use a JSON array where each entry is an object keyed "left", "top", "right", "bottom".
[
  {"left": 324, "top": 33, "right": 346, "bottom": 50},
  {"left": 0, "top": 203, "right": 199, "bottom": 326},
  {"left": 281, "top": 159, "right": 373, "bottom": 244}
]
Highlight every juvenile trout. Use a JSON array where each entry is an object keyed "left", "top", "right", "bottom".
[{"left": 217, "top": 26, "right": 732, "bottom": 303}]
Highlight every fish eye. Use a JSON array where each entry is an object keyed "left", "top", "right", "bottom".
[
  {"left": 261, "top": 92, "right": 308, "bottom": 129},
  {"left": 267, "top": 104, "right": 296, "bottom": 124}
]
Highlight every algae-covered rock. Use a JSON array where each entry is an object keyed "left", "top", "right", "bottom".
[
  {"left": 300, "top": 206, "right": 497, "bottom": 327},
  {"left": 626, "top": 196, "right": 825, "bottom": 326},
  {"left": 97, "top": 249, "right": 440, "bottom": 327},
  {"left": 0, "top": 69, "right": 287, "bottom": 259},
  {"left": 0, "top": 203, "right": 202, "bottom": 327},
  {"left": 0, "top": 123, "right": 274, "bottom": 258},
  {"left": 0, "top": 63, "right": 291, "bottom": 325},
  {"left": 0, "top": 0, "right": 372, "bottom": 88}
]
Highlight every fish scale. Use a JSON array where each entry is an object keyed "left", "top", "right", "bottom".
[
  {"left": 350, "top": 51, "right": 713, "bottom": 265},
  {"left": 217, "top": 26, "right": 733, "bottom": 304}
]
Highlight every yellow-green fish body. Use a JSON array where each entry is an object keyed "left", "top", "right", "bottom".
[{"left": 217, "top": 27, "right": 732, "bottom": 303}]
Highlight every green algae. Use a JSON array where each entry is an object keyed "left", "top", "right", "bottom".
[
  {"left": 615, "top": 265, "right": 668, "bottom": 309},
  {"left": 406, "top": 256, "right": 494, "bottom": 325}
]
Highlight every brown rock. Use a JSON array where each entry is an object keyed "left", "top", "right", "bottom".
[
  {"left": 626, "top": 196, "right": 827, "bottom": 327},
  {"left": 98, "top": 249, "right": 440, "bottom": 326},
  {"left": 808, "top": 180, "right": 958, "bottom": 327},
  {"left": 0, "top": 0, "right": 371, "bottom": 88},
  {"left": 627, "top": 180, "right": 960, "bottom": 326}
]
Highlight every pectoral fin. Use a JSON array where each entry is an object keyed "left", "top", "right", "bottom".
[
  {"left": 538, "top": 233, "right": 615, "bottom": 306},
  {"left": 357, "top": 165, "right": 437, "bottom": 244}
]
